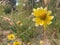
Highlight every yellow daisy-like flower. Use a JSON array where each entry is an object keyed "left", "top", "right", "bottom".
[
  {"left": 32, "top": 7, "right": 54, "bottom": 28},
  {"left": 7, "top": 34, "right": 15, "bottom": 40},
  {"left": 13, "top": 41, "right": 20, "bottom": 45}
]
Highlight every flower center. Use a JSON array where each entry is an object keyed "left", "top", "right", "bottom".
[
  {"left": 40, "top": 13, "right": 47, "bottom": 20},
  {"left": 11, "top": 36, "right": 14, "bottom": 39},
  {"left": 16, "top": 44, "right": 19, "bottom": 45}
]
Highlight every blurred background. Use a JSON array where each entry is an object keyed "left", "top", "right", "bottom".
[{"left": 0, "top": 0, "right": 60, "bottom": 45}]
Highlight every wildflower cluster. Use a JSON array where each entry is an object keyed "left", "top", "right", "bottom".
[{"left": 7, "top": 34, "right": 21, "bottom": 45}]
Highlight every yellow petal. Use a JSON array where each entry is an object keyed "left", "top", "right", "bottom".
[
  {"left": 47, "top": 21, "right": 52, "bottom": 25},
  {"left": 39, "top": 20, "right": 44, "bottom": 26},
  {"left": 45, "top": 19, "right": 52, "bottom": 25},
  {"left": 39, "top": 7, "right": 47, "bottom": 16},
  {"left": 35, "top": 18, "right": 41, "bottom": 24},
  {"left": 44, "top": 7, "right": 47, "bottom": 13},
  {"left": 44, "top": 7, "right": 47, "bottom": 11},
  {"left": 48, "top": 16, "right": 54, "bottom": 20},
  {"left": 33, "top": 10, "right": 40, "bottom": 17},
  {"left": 34, "top": 18, "right": 44, "bottom": 26},
  {"left": 34, "top": 18, "right": 43, "bottom": 26},
  {"left": 47, "top": 10, "right": 52, "bottom": 15}
]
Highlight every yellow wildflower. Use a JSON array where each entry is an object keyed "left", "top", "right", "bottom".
[
  {"left": 7, "top": 34, "right": 15, "bottom": 40},
  {"left": 16, "top": 21, "right": 21, "bottom": 24},
  {"left": 13, "top": 41, "right": 20, "bottom": 45},
  {"left": 32, "top": 7, "right": 54, "bottom": 28},
  {"left": 27, "top": 42, "right": 31, "bottom": 45},
  {"left": 40, "top": 40, "right": 44, "bottom": 45},
  {"left": 7, "top": 43, "right": 11, "bottom": 45},
  {"left": 16, "top": 21, "right": 23, "bottom": 26}
]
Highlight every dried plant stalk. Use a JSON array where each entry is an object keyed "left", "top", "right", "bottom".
[{"left": 44, "top": 0, "right": 50, "bottom": 6}]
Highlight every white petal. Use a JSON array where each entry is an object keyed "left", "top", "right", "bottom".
[
  {"left": 37, "top": 7, "right": 40, "bottom": 10},
  {"left": 32, "top": 18, "right": 35, "bottom": 21},
  {"left": 16, "top": 3, "right": 19, "bottom": 6},
  {"left": 31, "top": 13, "right": 34, "bottom": 15},
  {"left": 39, "top": 21, "right": 44, "bottom": 26},
  {"left": 35, "top": 23, "right": 39, "bottom": 27},
  {"left": 40, "top": 24, "right": 43, "bottom": 26},
  {"left": 33, "top": 8, "right": 36, "bottom": 11},
  {"left": 40, "top": 7, "right": 43, "bottom": 9}
]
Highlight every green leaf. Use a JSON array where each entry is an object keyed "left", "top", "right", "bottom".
[
  {"left": 10, "top": 26, "right": 17, "bottom": 33},
  {"left": 20, "top": 34, "right": 29, "bottom": 42}
]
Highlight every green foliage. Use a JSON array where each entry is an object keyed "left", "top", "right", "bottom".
[
  {"left": 20, "top": 34, "right": 29, "bottom": 42},
  {"left": 10, "top": 19, "right": 36, "bottom": 42},
  {"left": 4, "top": 6, "right": 12, "bottom": 14},
  {"left": 10, "top": 26, "right": 17, "bottom": 33}
]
